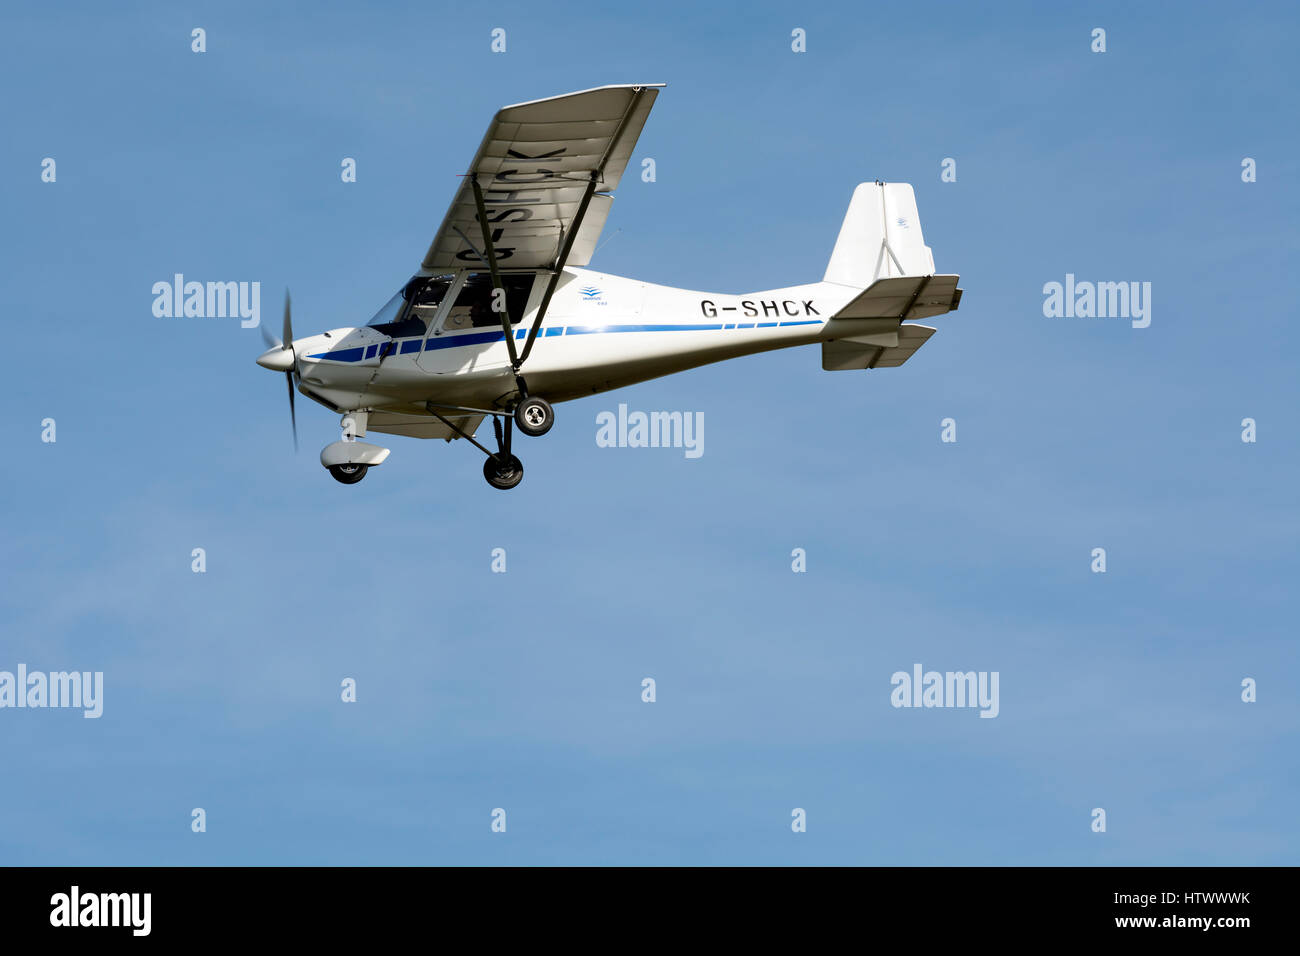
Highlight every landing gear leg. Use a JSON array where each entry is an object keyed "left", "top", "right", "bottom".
[
  {"left": 425, "top": 401, "right": 528, "bottom": 489},
  {"left": 483, "top": 415, "right": 524, "bottom": 490}
]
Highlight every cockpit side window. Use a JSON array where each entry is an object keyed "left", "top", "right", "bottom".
[
  {"left": 442, "top": 273, "right": 533, "bottom": 331},
  {"left": 367, "top": 275, "right": 453, "bottom": 338}
]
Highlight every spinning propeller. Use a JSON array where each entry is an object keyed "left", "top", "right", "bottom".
[{"left": 256, "top": 291, "right": 298, "bottom": 450}]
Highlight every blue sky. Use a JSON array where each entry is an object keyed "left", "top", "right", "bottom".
[{"left": 1, "top": 0, "right": 1296, "bottom": 864}]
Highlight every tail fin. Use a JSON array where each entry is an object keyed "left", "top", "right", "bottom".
[{"left": 824, "top": 182, "right": 936, "bottom": 287}]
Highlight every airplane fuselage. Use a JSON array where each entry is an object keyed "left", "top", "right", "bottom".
[{"left": 293, "top": 267, "right": 863, "bottom": 417}]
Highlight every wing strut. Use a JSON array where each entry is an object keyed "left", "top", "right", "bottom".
[
  {"left": 515, "top": 171, "right": 599, "bottom": 369},
  {"left": 467, "top": 85, "right": 652, "bottom": 398},
  {"left": 518, "top": 87, "right": 651, "bottom": 369},
  {"left": 469, "top": 176, "right": 521, "bottom": 370}
]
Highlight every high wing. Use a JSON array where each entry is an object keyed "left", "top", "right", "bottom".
[{"left": 421, "top": 84, "right": 664, "bottom": 273}]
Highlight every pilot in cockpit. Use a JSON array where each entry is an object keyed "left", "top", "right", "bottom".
[
  {"left": 414, "top": 279, "right": 445, "bottom": 306},
  {"left": 468, "top": 288, "right": 497, "bottom": 327}
]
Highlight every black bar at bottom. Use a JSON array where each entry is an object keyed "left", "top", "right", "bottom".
[{"left": 0, "top": 865, "right": 1282, "bottom": 943}]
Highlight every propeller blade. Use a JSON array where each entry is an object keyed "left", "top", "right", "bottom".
[
  {"left": 285, "top": 370, "right": 298, "bottom": 451},
  {"left": 282, "top": 289, "right": 293, "bottom": 350},
  {"left": 261, "top": 323, "right": 281, "bottom": 351}
]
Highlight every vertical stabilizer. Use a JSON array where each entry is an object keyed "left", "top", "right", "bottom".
[{"left": 824, "top": 182, "right": 937, "bottom": 288}]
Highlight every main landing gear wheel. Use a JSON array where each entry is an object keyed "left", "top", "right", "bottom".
[
  {"left": 514, "top": 396, "right": 554, "bottom": 437},
  {"left": 328, "top": 463, "right": 368, "bottom": 484},
  {"left": 483, "top": 454, "right": 524, "bottom": 490}
]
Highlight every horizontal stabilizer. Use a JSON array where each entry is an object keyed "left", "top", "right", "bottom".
[
  {"left": 822, "top": 324, "right": 936, "bottom": 371},
  {"left": 832, "top": 275, "right": 962, "bottom": 322}
]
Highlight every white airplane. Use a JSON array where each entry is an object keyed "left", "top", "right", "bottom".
[{"left": 256, "top": 84, "right": 962, "bottom": 489}]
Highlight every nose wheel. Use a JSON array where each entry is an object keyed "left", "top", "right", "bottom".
[{"left": 328, "top": 463, "right": 368, "bottom": 484}]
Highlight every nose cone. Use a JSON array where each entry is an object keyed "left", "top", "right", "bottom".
[{"left": 256, "top": 346, "right": 295, "bottom": 371}]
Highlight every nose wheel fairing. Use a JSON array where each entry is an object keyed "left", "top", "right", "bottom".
[{"left": 319, "top": 439, "right": 390, "bottom": 485}]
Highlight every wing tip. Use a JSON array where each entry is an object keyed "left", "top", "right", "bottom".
[{"left": 499, "top": 83, "right": 665, "bottom": 112}]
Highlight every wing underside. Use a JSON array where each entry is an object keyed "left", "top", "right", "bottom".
[{"left": 421, "top": 84, "right": 663, "bottom": 273}]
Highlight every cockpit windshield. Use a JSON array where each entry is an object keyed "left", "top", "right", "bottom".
[
  {"left": 367, "top": 275, "right": 453, "bottom": 337},
  {"left": 366, "top": 291, "right": 405, "bottom": 328}
]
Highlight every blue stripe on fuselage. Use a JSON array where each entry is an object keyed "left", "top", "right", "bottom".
[{"left": 304, "top": 320, "right": 823, "bottom": 363}]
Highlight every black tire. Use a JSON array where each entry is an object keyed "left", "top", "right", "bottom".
[
  {"left": 514, "top": 396, "right": 554, "bottom": 437},
  {"left": 328, "top": 463, "right": 368, "bottom": 484},
  {"left": 483, "top": 453, "right": 524, "bottom": 490}
]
